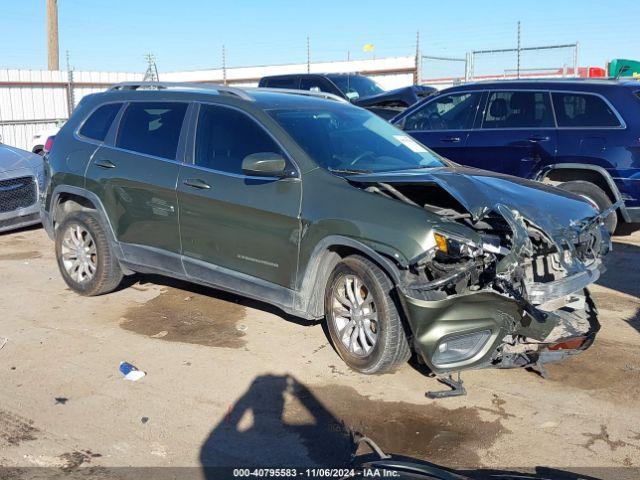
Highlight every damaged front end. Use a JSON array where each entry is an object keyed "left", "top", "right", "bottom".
[{"left": 359, "top": 175, "right": 611, "bottom": 375}]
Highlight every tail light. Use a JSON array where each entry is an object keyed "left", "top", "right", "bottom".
[{"left": 44, "top": 135, "right": 56, "bottom": 153}]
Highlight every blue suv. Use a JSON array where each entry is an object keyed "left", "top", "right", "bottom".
[{"left": 392, "top": 79, "right": 640, "bottom": 232}]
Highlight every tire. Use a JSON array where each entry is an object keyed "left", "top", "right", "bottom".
[
  {"left": 558, "top": 180, "right": 617, "bottom": 234},
  {"left": 55, "top": 211, "right": 123, "bottom": 296},
  {"left": 324, "top": 255, "right": 410, "bottom": 374}
]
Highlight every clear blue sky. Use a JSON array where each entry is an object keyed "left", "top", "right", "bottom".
[{"left": 2, "top": 0, "right": 639, "bottom": 75}]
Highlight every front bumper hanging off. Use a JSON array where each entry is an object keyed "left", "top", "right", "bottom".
[{"left": 399, "top": 283, "right": 599, "bottom": 376}]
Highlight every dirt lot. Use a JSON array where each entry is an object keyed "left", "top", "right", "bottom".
[{"left": 0, "top": 225, "right": 639, "bottom": 479}]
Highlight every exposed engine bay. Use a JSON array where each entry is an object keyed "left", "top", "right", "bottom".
[{"left": 350, "top": 171, "right": 614, "bottom": 374}]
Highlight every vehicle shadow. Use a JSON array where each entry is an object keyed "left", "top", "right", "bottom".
[
  {"left": 614, "top": 222, "right": 640, "bottom": 237},
  {"left": 119, "top": 273, "right": 316, "bottom": 327},
  {"left": 597, "top": 240, "right": 640, "bottom": 299},
  {"left": 198, "top": 374, "right": 355, "bottom": 477},
  {"left": 197, "top": 374, "right": 612, "bottom": 480}
]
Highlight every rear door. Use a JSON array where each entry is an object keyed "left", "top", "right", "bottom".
[
  {"left": 177, "top": 103, "right": 302, "bottom": 288},
  {"left": 85, "top": 101, "right": 189, "bottom": 269},
  {"left": 463, "top": 90, "right": 557, "bottom": 177},
  {"left": 398, "top": 91, "right": 482, "bottom": 162},
  {"left": 551, "top": 90, "right": 626, "bottom": 176}
]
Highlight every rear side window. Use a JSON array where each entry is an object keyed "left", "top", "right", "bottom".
[
  {"left": 262, "top": 77, "right": 299, "bottom": 89},
  {"left": 403, "top": 92, "right": 481, "bottom": 130},
  {"left": 552, "top": 92, "right": 621, "bottom": 127},
  {"left": 195, "top": 104, "right": 282, "bottom": 174},
  {"left": 116, "top": 102, "right": 188, "bottom": 159},
  {"left": 483, "top": 91, "right": 554, "bottom": 129},
  {"left": 79, "top": 103, "right": 122, "bottom": 141}
]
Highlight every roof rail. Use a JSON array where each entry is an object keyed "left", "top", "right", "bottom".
[
  {"left": 108, "top": 81, "right": 254, "bottom": 101},
  {"left": 251, "top": 87, "right": 348, "bottom": 103}
]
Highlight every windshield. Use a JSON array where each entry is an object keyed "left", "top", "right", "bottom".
[
  {"left": 268, "top": 106, "right": 445, "bottom": 173},
  {"left": 328, "top": 75, "right": 384, "bottom": 100}
]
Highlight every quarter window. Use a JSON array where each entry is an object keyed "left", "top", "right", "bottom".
[
  {"left": 551, "top": 92, "right": 621, "bottom": 127},
  {"left": 483, "top": 91, "right": 553, "bottom": 128},
  {"left": 116, "top": 102, "right": 188, "bottom": 160},
  {"left": 79, "top": 103, "right": 122, "bottom": 141},
  {"left": 403, "top": 92, "right": 481, "bottom": 131},
  {"left": 195, "top": 104, "right": 283, "bottom": 174}
]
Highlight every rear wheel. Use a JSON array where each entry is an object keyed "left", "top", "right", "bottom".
[
  {"left": 325, "top": 255, "right": 410, "bottom": 374},
  {"left": 558, "top": 180, "right": 617, "bottom": 234},
  {"left": 55, "top": 211, "right": 123, "bottom": 296}
]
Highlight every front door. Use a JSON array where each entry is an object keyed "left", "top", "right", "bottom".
[
  {"left": 177, "top": 103, "right": 302, "bottom": 288},
  {"left": 399, "top": 90, "right": 483, "bottom": 163},
  {"left": 463, "top": 90, "right": 557, "bottom": 178}
]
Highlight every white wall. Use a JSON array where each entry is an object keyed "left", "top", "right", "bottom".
[{"left": 0, "top": 56, "right": 416, "bottom": 150}]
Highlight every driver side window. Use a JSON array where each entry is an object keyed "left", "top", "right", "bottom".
[
  {"left": 195, "top": 104, "right": 283, "bottom": 175},
  {"left": 404, "top": 92, "right": 481, "bottom": 131}
]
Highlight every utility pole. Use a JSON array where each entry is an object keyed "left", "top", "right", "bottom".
[
  {"left": 143, "top": 53, "right": 159, "bottom": 82},
  {"left": 47, "top": 0, "right": 59, "bottom": 70},
  {"left": 306, "top": 35, "right": 311, "bottom": 73},
  {"left": 516, "top": 21, "right": 521, "bottom": 79},
  {"left": 222, "top": 45, "right": 227, "bottom": 85},
  {"left": 414, "top": 30, "right": 421, "bottom": 84}
]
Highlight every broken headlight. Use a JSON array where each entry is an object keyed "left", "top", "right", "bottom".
[
  {"left": 432, "top": 330, "right": 492, "bottom": 366},
  {"left": 431, "top": 230, "right": 482, "bottom": 260}
]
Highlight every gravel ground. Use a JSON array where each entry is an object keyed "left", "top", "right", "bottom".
[{"left": 0, "top": 225, "right": 638, "bottom": 479}]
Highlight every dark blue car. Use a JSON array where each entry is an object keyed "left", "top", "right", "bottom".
[{"left": 392, "top": 79, "right": 640, "bottom": 232}]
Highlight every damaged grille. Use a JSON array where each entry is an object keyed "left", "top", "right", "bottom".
[{"left": 0, "top": 176, "right": 37, "bottom": 213}]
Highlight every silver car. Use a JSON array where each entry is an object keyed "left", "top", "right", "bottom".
[{"left": 0, "top": 143, "right": 44, "bottom": 233}]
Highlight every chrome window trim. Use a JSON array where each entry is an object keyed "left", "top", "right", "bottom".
[
  {"left": 405, "top": 87, "right": 627, "bottom": 132},
  {"left": 189, "top": 101, "right": 301, "bottom": 180}
]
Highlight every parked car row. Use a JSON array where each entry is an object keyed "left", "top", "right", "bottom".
[
  {"left": 259, "top": 73, "right": 436, "bottom": 119},
  {"left": 35, "top": 81, "right": 613, "bottom": 391},
  {"left": 0, "top": 142, "right": 44, "bottom": 233},
  {"left": 391, "top": 79, "right": 640, "bottom": 233}
]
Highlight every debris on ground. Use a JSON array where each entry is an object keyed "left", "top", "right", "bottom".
[
  {"left": 54, "top": 397, "right": 68, "bottom": 405},
  {"left": 150, "top": 330, "right": 168, "bottom": 338},
  {"left": 119, "top": 361, "right": 146, "bottom": 381},
  {"left": 0, "top": 337, "right": 7, "bottom": 351}
]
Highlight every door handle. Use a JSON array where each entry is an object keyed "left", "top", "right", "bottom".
[
  {"left": 94, "top": 159, "right": 116, "bottom": 169},
  {"left": 183, "top": 178, "right": 211, "bottom": 190},
  {"left": 441, "top": 136, "right": 462, "bottom": 143},
  {"left": 527, "top": 135, "right": 550, "bottom": 143}
]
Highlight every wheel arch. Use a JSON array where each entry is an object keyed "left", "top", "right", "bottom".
[
  {"left": 535, "top": 163, "right": 630, "bottom": 222},
  {"left": 294, "top": 235, "right": 406, "bottom": 319},
  {"left": 49, "top": 186, "right": 125, "bottom": 259}
]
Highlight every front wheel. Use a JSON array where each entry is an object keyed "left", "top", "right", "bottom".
[{"left": 324, "top": 255, "right": 410, "bottom": 374}]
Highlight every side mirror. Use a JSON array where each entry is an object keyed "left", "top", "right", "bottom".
[{"left": 242, "top": 152, "right": 287, "bottom": 177}]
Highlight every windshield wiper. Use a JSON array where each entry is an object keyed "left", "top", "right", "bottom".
[{"left": 328, "top": 167, "right": 372, "bottom": 174}]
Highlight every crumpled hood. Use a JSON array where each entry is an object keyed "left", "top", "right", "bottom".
[
  {"left": 0, "top": 144, "right": 42, "bottom": 174},
  {"left": 347, "top": 165, "right": 600, "bottom": 237},
  {"left": 354, "top": 85, "right": 437, "bottom": 108}
]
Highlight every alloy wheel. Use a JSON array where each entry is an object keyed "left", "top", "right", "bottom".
[
  {"left": 60, "top": 224, "right": 98, "bottom": 283},
  {"left": 331, "top": 273, "right": 379, "bottom": 357}
]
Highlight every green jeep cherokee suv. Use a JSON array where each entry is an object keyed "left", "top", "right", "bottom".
[{"left": 41, "top": 82, "right": 610, "bottom": 377}]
